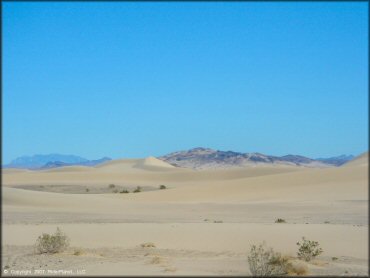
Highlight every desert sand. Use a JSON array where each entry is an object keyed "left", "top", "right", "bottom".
[{"left": 2, "top": 154, "right": 368, "bottom": 276}]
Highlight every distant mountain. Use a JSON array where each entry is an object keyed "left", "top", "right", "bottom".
[
  {"left": 316, "top": 155, "right": 355, "bottom": 166},
  {"left": 41, "top": 157, "right": 112, "bottom": 169},
  {"left": 158, "top": 147, "right": 335, "bottom": 169},
  {"left": 41, "top": 161, "right": 71, "bottom": 169},
  {"left": 3, "top": 154, "right": 111, "bottom": 169}
]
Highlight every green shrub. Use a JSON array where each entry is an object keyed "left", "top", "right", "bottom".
[
  {"left": 35, "top": 227, "right": 70, "bottom": 254},
  {"left": 275, "top": 218, "right": 286, "bottom": 223},
  {"left": 296, "top": 237, "right": 323, "bottom": 261},
  {"left": 248, "top": 242, "right": 291, "bottom": 276},
  {"left": 159, "top": 185, "right": 167, "bottom": 190},
  {"left": 133, "top": 186, "right": 141, "bottom": 193}
]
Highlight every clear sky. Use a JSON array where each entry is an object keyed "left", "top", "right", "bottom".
[{"left": 3, "top": 2, "right": 368, "bottom": 163}]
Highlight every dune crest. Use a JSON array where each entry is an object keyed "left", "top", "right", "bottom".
[{"left": 134, "top": 156, "right": 175, "bottom": 170}]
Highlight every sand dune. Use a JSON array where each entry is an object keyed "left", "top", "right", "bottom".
[
  {"left": 40, "top": 165, "right": 94, "bottom": 173},
  {"left": 343, "top": 152, "right": 368, "bottom": 167},
  {"left": 2, "top": 161, "right": 304, "bottom": 188},
  {"left": 2, "top": 156, "right": 368, "bottom": 276},
  {"left": 135, "top": 156, "right": 175, "bottom": 168}
]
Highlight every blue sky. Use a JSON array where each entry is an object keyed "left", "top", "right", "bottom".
[{"left": 3, "top": 2, "right": 368, "bottom": 163}]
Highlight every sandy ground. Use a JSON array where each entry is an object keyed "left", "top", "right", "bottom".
[{"left": 2, "top": 154, "right": 369, "bottom": 276}]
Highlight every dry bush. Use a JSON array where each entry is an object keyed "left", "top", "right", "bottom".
[
  {"left": 35, "top": 227, "right": 70, "bottom": 254},
  {"left": 163, "top": 267, "right": 177, "bottom": 273},
  {"left": 133, "top": 186, "right": 142, "bottom": 193},
  {"left": 150, "top": 256, "right": 164, "bottom": 264},
  {"left": 73, "top": 249, "right": 83, "bottom": 256},
  {"left": 296, "top": 237, "right": 323, "bottom": 261},
  {"left": 248, "top": 242, "right": 291, "bottom": 276},
  {"left": 159, "top": 185, "right": 167, "bottom": 190},
  {"left": 140, "top": 242, "right": 156, "bottom": 248},
  {"left": 275, "top": 218, "right": 286, "bottom": 223}
]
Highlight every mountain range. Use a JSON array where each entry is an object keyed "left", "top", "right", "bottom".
[
  {"left": 3, "top": 149, "right": 356, "bottom": 170},
  {"left": 158, "top": 147, "right": 355, "bottom": 169},
  {"left": 3, "top": 154, "right": 111, "bottom": 169}
]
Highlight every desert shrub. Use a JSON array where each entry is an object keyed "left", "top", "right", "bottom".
[
  {"left": 248, "top": 242, "right": 291, "bottom": 276},
  {"left": 332, "top": 257, "right": 338, "bottom": 261},
  {"left": 120, "top": 189, "right": 129, "bottom": 193},
  {"left": 140, "top": 242, "right": 156, "bottom": 248},
  {"left": 35, "top": 227, "right": 70, "bottom": 254},
  {"left": 214, "top": 220, "right": 223, "bottom": 223},
  {"left": 113, "top": 189, "right": 119, "bottom": 193},
  {"left": 85, "top": 188, "right": 89, "bottom": 193},
  {"left": 133, "top": 186, "right": 141, "bottom": 193},
  {"left": 74, "top": 249, "right": 83, "bottom": 256},
  {"left": 275, "top": 218, "right": 286, "bottom": 223},
  {"left": 159, "top": 185, "right": 167, "bottom": 190},
  {"left": 150, "top": 256, "right": 164, "bottom": 264},
  {"left": 296, "top": 237, "right": 323, "bottom": 261},
  {"left": 108, "top": 184, "right": 115, "bottom": 188},
  {"left": 324, "top": 221, "right": 330, "bottom": 224}
]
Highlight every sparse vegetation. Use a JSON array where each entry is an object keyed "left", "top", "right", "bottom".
[
  {"left": 108, "top": 184, "right": 115, "bottom": 189},
  {"left": 133, "top": 186, "right": 142, "bottom": 193},
  {"left": 113, "top": 189, "right": 119, "bottom": 193},
  {"left": 74, "top": 249, "right": 83, "bottom": 256},
  {"left": 324, "top": 221, "right": 330, "bottom": 224},
  {"left": 150, "top": 256, "right": 164, "bottom": 264},
  {"left": 275, "top": 218, "right": 286, "bottom": 223},
  {"left": 85, "top": 188, "right": 89, "bottom": 193},
  {"left": 35, "top": 227, "right": 70, "bottom": 254},
  {"left": 159, "top": 185, "right": 167, "bottom": 190},
  {"left": 296, "top": 237, "right": 323, "bottom": 261},
  {"left": 140, "top": 242, "right": 156, "bottom": 248},
  {"left": 332, "top": 257, "right": 338, "bottom": 261},
  {"left": 120, "top": 189, "right": 129, "bottom": 193},
  {"left": 214, "top": 220, "right": 223, "bottom": 223},
  {"left": 247, "top": 242, "right": 292, "bottom": 276}
]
